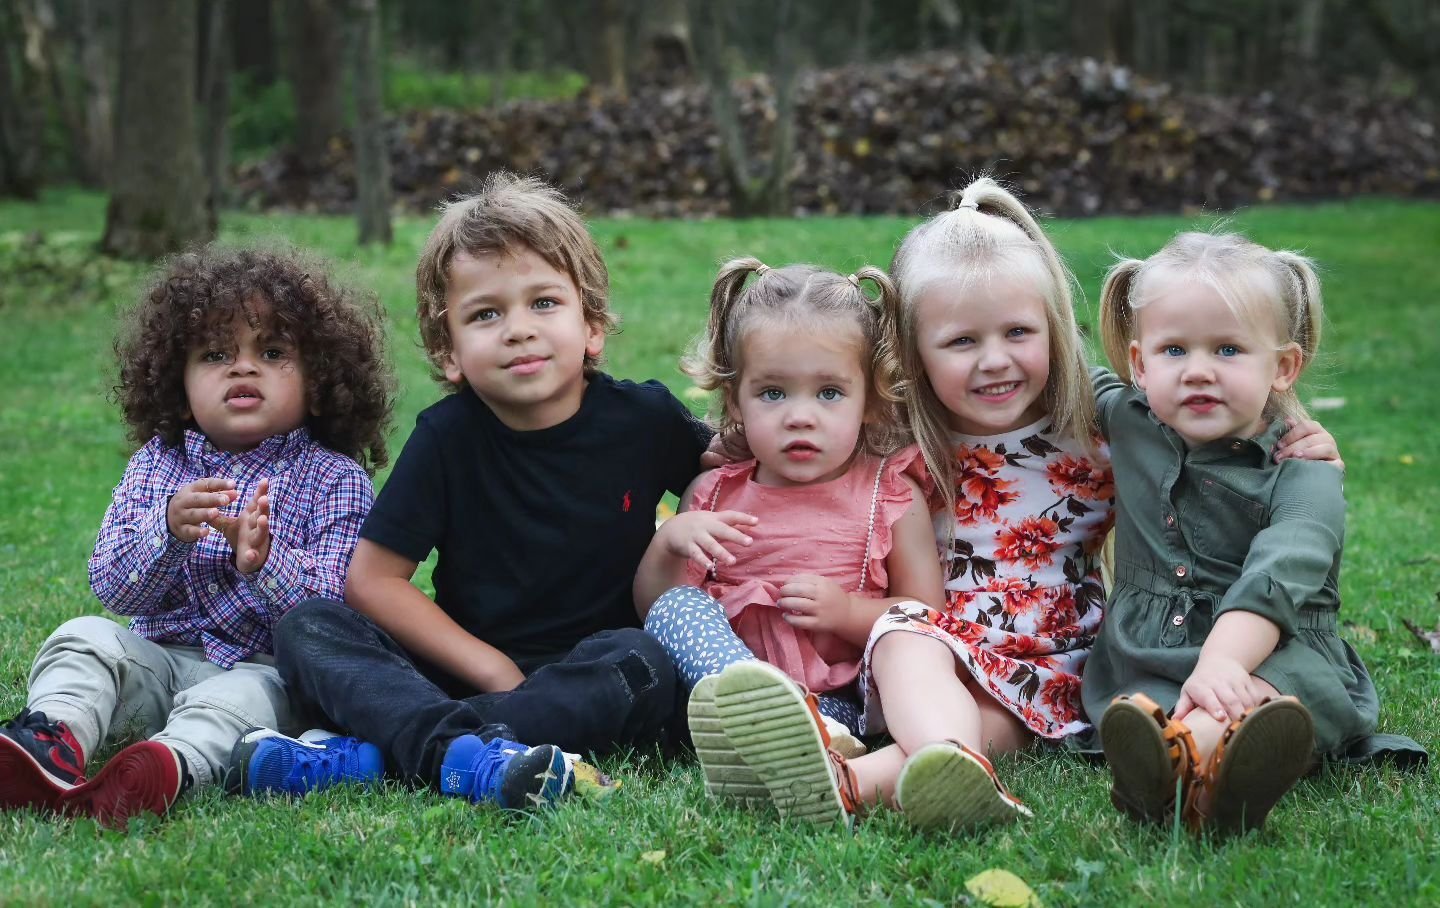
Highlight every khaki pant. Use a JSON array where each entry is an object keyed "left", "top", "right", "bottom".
[{"left": 27, "top": 616, "right": 297, "bottom": 791}]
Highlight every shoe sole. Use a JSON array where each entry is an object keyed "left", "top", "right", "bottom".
[
  {"left": 0, "top": 734, "right": 78, "bottom": 813},
  {"left": 1208, "top": 698, "right": 1314, "bottom": 835},
  {"left": 896, "top": 743, "right": 1031, "bottom": 831},
  {"left": 500, "top": 745, "right": 573, "bottom": 810},
  {"left": 687, "top": 675, "right": 770, "bottom": 808},
  {"left": 713, "top": 662, "right": 847, "bottom": 826},
  {"left": 1100, "top": 698, "right": 1179, "bottom": 824},
  {"left": 62, "top": 741, "right": 181, "bottom": 828}
]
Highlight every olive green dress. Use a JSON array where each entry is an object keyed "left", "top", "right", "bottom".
[{"left": 1081, "top": 370, "right": 1387, "bottom": 757}]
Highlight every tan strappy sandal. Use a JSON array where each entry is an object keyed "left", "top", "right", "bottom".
[
  {"left": 1184, "top": 696, "right": 1314, "bottom": 835},
  {"left": 1099, "top": 693, "right": 1202, "bottom": 824}
]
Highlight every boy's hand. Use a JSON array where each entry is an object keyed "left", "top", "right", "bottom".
[
  {"left": 658, "top": 510, "right": 758, "bottom": 573},
  {"left": 1173, "top": 654, "right": 1268, "bottom": 725},
  {"left": 213, "top": 478, "right": 273, "bottom": 574},
  {"left": 777, "top": 574, "right": 852, "bottom": 634},
  {"left": 700, "top": 427, "right": 752, "bottom": 469},
  {"left": 166, "top": 478, "right": 238, "bottom": 543},
  {"left": 1274, "top": 418, "right": 1343, "bottom": 471}
]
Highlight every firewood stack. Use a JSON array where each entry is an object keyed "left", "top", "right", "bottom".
[{"left": 232, "top": 53, "right": 1439, "bottom": 218}]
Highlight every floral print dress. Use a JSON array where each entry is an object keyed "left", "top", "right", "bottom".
[{"left": 860, "top": 417, "right": 1115, "bottom": 739}]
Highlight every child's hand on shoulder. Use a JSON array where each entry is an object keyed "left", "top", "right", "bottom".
[
  {"left": 658, "top": 509, "right": 757, "bottom": 572},
  {"left": 776, "top": 574, "right": 852, "bottom": 634},
  {"left": 212, "top": 478, "right": 273, "bottom": 574},
  {"left": 166, "top": 478, "right": 238, "bottom": 543},
  {"left": 1274, "top": 418, "right": 1344, "bottom": 471},
  {"left": 699, "top": 427, "right": 752, "bottom": 469},
  {"left": 1174, "top": 654, "right": 1269, "bottom": 725}
]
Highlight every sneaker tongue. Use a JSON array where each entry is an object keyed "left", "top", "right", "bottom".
[{"left": 470, "top": 739, "right": 520, "bottom": 802}]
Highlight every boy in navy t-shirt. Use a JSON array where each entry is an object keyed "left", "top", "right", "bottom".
[{"left": 273, "top": 173, "right": 709, "bottom": 809}]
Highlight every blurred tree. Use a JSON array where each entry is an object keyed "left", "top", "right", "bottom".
[
  {"left": 349, "top": 0, "right": 391, "bottom": 245},
  {"left": 691, "top": 0, "right": 798, "bottom": 216},
  {"left": 0, "top": 2, "right": 42, "bottom": 198},
  {"left": 289, "top": 0, "right": 344, "bottom": 170},
  {"left": 231, "top": 0, "right": 278, "bottom": 86},
  {"left": 200, "top": 0, "right": 232, "bottom": 222},
  {"left": 102, "top": 0, "right": 212, "bottom": 258}
]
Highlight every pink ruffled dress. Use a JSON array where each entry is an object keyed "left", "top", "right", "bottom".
[{"left": 683, "top": 446, "right": 932, "bottom": 694}]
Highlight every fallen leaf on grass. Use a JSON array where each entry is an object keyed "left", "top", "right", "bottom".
[
  {"left": 1344, "top": 623, "right": 1379, "bottom": 645},
  {"left": 1399, "top": 454, "right": 1416, "bottom": 465},
  {"left": 966, "top": 868, "right": 1042, "bottom": 907},
  {"left": 640, "top": 850, "right": 666, "bottom": 865}
]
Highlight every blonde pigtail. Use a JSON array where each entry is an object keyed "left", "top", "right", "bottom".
[{"left": 1098, "top": 259, "right": 1144, "bottom": 384}]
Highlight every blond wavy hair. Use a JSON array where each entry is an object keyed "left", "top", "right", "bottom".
[
  {"left": 1098, "top": 230, "right": 1324, "bottom": 424},
  {"left": 889, "top": 177, "right": 1096, "bottom": 517}
]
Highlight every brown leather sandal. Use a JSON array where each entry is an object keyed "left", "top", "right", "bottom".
[
  {"left": 1099, "top": 693, "right": 1201, "bottom": 824},
  {"left": 1184, "top": 696, "right": 1314, "bottom": 835}
]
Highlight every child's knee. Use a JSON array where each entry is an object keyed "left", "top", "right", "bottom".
[
  {"left": 39, "top": 616, "right": 134, "bottom": 663},
  {"left": 608, "top": 628, "right": 674, "bottom": 705},
  {"left": 273, "top": 597, "right": 350, "bottom": 662}
]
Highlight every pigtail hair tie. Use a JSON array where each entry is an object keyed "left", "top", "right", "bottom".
[
  {"left": 754, "top": 264, "right": 771, "bottom": 276},
  {"left": 846, "top": 273, "right": 860, "bottom": 289}
]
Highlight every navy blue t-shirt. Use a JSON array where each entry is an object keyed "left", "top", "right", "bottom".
[{"left": 360, "top": 374, "right": 711, "bottom": 661}]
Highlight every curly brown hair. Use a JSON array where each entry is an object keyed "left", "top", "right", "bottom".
[{"left": 114, "top": 246, "right": 395, "bottom": 474}]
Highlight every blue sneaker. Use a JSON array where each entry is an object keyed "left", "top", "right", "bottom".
[
  {"left": 438, "top": 735, "right": 573, "bottom": 810},
  {"left": 225, "top": 727, "right": 384, "bottom": 797}
]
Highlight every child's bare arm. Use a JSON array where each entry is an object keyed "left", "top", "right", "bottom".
[
  {"left": 633, "top": 508, "right": 757, "bottom": 618},
  {"left": 346, "top": 538, "right": 526, "bottom": 692},
  {"left": 1174, "top": 611, "right": 1281, "bottom": 723}
]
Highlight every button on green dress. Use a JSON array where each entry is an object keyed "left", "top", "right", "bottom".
[{"left": 1081, "top": 370, "right": 1379, "bottom": 756}]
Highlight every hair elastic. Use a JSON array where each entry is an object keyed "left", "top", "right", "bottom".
[
  {"left": 846, "top": 273, "right": 860, "bottom": 288},
  {"left": 755, "top": 264, "right": 771, "bottom": 276},
  {"left": 957, "top": 200, "right": 980, "bottom": 210}
]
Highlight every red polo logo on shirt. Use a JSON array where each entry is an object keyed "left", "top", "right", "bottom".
[{"left": 623, "top": 491, "right": 632, "bottom": 512}]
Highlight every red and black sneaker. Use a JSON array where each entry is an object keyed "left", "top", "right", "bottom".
[
  {"left": 0, "top": 708, "right": 87, "bottom": 813},
  {"left": 61, "top": 740, "right": 191, "bottom": 829}
]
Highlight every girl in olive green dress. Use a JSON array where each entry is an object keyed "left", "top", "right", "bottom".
[{"left": 1085, "top": 231, "right": 1414, "bottom": 836}]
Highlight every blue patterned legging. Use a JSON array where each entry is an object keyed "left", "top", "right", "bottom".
[{"left": 642, "top": 585, "right": 863, "bottom": 734}]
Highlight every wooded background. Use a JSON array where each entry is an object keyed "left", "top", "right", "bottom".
[{"left": 1, "top": 0, "right": 1435, "bottom": 256}]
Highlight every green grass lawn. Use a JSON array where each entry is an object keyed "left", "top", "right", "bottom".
[{"left": 1, "top": 191, "right": 1436, "bottom": 905}]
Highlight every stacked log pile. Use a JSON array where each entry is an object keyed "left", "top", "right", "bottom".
[{"left": 232, "top": 53, "right": 1439, "bottom": 218}]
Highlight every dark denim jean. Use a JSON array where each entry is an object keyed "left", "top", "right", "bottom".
[{"left": 273, "top": 598, "right": 677, "bottom": 784}]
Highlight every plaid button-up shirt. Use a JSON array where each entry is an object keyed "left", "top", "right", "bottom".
[{"left": 88, "top": 428, "right": 373, "bottom": 668}]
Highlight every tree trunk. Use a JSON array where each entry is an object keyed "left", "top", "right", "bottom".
[
  {"left": 200, "top": 0, "right": 231, "bottom": 226},
  {"left": 289, "top": 0, "right": 345, "bottom": 170},
  {"left": 231, "top": 0, "right": 278, "bottom": 85},
  {"left": 101, "top": 0, "right": 212, "bottom": 259},
  {"left": 490, "top": 0, "right": 517, "bottom": 107},
  {"left": 0, "top": 2, "right": 42, "bottom": 198},
  {"left": 1293, "top": 0, "right": 1324, "bottom": 82},
  {"left": 349, "top": 0, "right": 391, "bottom": 246},
  {"left": 764, "top": 0, "right": 797, "bottom": 216},
  {"left": 589, "top": 0, "right": 627, "bottom": 95},
  {"left": 689, "top": 0, "right": 797, "bottom": 217},
  {"left": 73, "top": 0, "right": 114, "bottom": 187},
  {"left": 640, "top": 0, "right": 691, "bottom": 86},
  {"left": 854, "top": 0, "right": 872, "bottom": 63}
]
